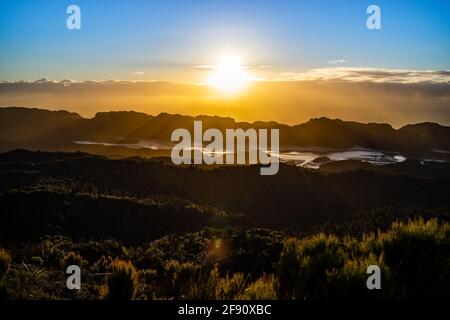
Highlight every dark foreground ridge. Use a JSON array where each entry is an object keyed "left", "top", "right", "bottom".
[
  {"left": 0, "top": 150, "right": 448, "bottom": 300},
  {"left": 0, "top": 149, "right": 449, "bottom": 242}
]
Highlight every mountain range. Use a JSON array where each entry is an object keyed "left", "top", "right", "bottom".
[{"left": 0, "top": 107, "right": 449, "bottom": 159}]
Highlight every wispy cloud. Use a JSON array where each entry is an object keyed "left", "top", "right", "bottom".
[
  {"left": 133, "top": 71, "right": 145, "bottom": 75},
  {"left": 1, "top": 76, "right": 449, "bottom": 126},
  {"left": 328, "top": 59, "right": 349, "bottom": 65},
  {"left": 190, "top": 65, "right": 215, "bottom": 69},
  {"left": 190, "top": 64, "right": 274, "bottom": 70},
  {"left": 278, "top": 67, "right": 450, "bottom": 84},
  {"left": 252, "top": 65, "right": 275, "bottom": 69},
  {"left": 3, "top": 67, "right": 450, "bottom": 87}
]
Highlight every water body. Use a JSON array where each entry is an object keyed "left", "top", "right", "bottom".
[
  {"left": 74, "top": 140, "right": 171, "bottom": 150},
  {"left": 75, "top": 140, "right": 408, "bottom": 169},
  {"left": 276, "top": 149, "right": 407, "bottom": 169}
]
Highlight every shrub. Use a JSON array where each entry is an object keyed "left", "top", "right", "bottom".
[
  {"left": 41, "top": 240, "right": 64, "bottom": 268},
  {"left": 184, "top": 266, "right": 219, "bottom": 300},
  {"left": 378, "top": 218, "right": 450, "bottom": 299},
  {"left": 277, "top": 219, "right": 450, "bottom": 300},
  {"left": 170, "top": 261, "right": 199, "bottom": 299},
  {"left": 0, "top": 248, "right": 11, "bottom": 279},
  {"left": 215, "top": 273, "right": 246, "bottom": 300},
  {"left": 296, "top": 233, "right": 346, "bottom": 299},
  {"left": 31, "top": 256, "right": 44, "bottom": 266},
  {"left": 239, "top": 274, "right": 278, "bottom": 300},
  {"left": 277, "top": 238, "right": 300, "bottom": 299},
  {"left": 140, "top": 269, "right": 157, "bottom": 282},
  {"left": 60, "top": 252, "right": 85, "bottom": 269},
  {"left": 102, "top": 259, "right": 138, "bottom": 300},
  {"left": 158, "top": 260, "right": 220, "bottom": 300},
  {"left": 278, "top": 234, "right": 346, "bottom": 300},
  {"left": 92, "top": 255, "right": 114, "bottom": 273},
  {"left": 325, "top": 253, "right": 393, "bottom": 299}
]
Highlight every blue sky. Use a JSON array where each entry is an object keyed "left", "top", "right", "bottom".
[{"left": 0, "top": 0, "right": 449, "bottom": 81}]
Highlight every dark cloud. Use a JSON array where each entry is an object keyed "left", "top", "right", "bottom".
[{"left": 279, "top": 67, "right": 450, "bottom": 84}]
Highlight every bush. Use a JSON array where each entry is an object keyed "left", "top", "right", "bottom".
[
  {"left": 41, "top": 240, "right": 64, "bottom": 268},
  {"left": 92, "top": 255, "right": 114, "bottom": 273},
  {"left": 167, "top": 261, "right": 199, "bottom": 299},
  {"left": 378, "top": 218, "right": 450, "bottom": 299},
  {"left": 276, "top": 219, "right": 450, "bottom": 300},
  {"left": 102, "top": 259, "right": 138, "bottom": 300},
  {"left": 297, "top": 233, "right": 346, "bottom": 299},
  {"left": 0, "top": 218, "right": 448, "bottom": 300},
  {"left": 278, "top": 234, "right": 346, "bottom": 300},
  {"left": 215, "top": 273, "right": 246, "bottom": 300},
  {"left": 0, "top": 248, "right": 11, "bottom": 279},
  {"left": 184, "top": 265, "right": 219, "bottom": 300},
  {"left": 277, "top": 238, "right": 300, "bottom": 299},
  {"left": 158, "top": 260, "right": 221, "bottom": 300},
  {"left": 239, "top": 274, "right": 278, "bottom": 300},
  {"left": 325, "top": 253, "right": 393, "bottom": 299},
  {"left": 60, "top": 252, "right": 85, "bottom": 269}
]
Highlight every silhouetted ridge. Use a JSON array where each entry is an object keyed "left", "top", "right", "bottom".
[{"left": 0, "top": 107, "right": 449, "bottom": 157}]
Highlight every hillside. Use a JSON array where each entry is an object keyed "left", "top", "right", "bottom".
[
  {"left": 0, "top": 149, "right": 448, "bottom": 300},
  {"left": 1, "top": 107, "right": 449, "bottom": 159},
  {"left": 1, "top": 149, "right": 449, "bottom": 243}
]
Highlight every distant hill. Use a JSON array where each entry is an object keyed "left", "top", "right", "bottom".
[
  {"left": 0, "top": 107, "right": 81, "bottom": 149},
  {"left": 0, "top": 149, "right": 449, "bottom": 241},
  {"left": 0, "top": 107, "right": 449, "bottom": 158},
  {"left": 319, "top": 158, "right": 450, "bottom": 180}
]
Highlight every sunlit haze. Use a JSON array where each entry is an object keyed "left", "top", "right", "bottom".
[{"left": 206, "top": 57, "right": 252, "bottom": 95}]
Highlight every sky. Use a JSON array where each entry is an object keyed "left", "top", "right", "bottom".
[
  {"left": 0, "top": 0, "right": 449, "bottom": 82},
  {"left": 0, "top": 0, "right": 449, "bottom": 126}
]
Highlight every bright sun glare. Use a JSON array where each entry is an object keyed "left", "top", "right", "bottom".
[{"left": 207, "top": 57, "right": 251, "bottom": 95}]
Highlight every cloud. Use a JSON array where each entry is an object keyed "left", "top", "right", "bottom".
[
  {"left": 133, "top": 71, "right": 145, "bottom": 75},
  {"left": 190, "top": 64, "right": 274, "bottom": 70},
  {"left": 34, "top": 78, "right": 55, "bottom": 84},
  {"left": 190, "top": 65, "right": 215, "bottom": 69},
  {"left": 4, "top": 67, "right": 450, "bottom": 87},
  {"left": 1, "top": 77, "right": 449, "bottom": 126},
  {"left": 278, "top": 67, "right": 450, "bottom": 84},
  {"left": 252, "top": 65, "right": 275, "bottom": 69},
  {"left": 328, "top": 59, "right": 349, "bottom": 65}
]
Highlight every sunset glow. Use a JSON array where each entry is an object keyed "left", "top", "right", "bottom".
[{"left": 206, "top": 57, "right": 251, "bottom": 95}]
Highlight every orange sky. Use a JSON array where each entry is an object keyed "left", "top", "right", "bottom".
[{"left": 1, "top": 79, "right": 449, "bottom": 127}]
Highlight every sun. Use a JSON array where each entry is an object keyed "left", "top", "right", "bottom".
[{"left": 206, "top": 56, "right": 251, "bottom": 95}]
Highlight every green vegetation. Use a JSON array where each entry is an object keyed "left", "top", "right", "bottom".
[
  {"left": 277, "top": 219, "right": 449, "bottom": 300},
  {"left": 239, "top": 275, "right": 277, "bottom": 300},
  {"left": 0, "top": 248, "right": 11, "bottom": 279},
  {"left": 60, "top": 252, "right": 86, "bottom": 269},
  {"left": 102, "top": 260, "right": 138, "bottom": 300},
  {"left": 0, "top": 150, "right": 448, "bottom": 300},
  {"left": 0, "top": 219, "right": 448, "bottom": 300}
]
